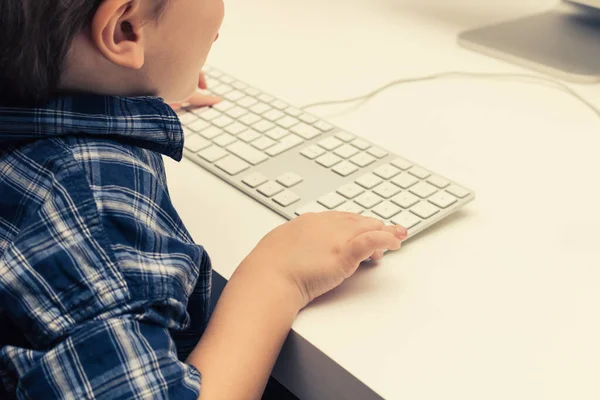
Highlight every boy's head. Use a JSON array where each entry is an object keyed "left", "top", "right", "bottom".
[{"left": 0, "top": 0, "right": 224, "bottom": 106}]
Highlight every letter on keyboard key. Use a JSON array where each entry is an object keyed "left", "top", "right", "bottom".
[
  {"left": 184, "top": 135, "right": 211, "bottom": 152},
  {"left": 332, "top": 161, "right": 358, "bottom": 177},
  {"left": 198, "top": 145, "right": 228, "bottom": 162},
  {"left": 372, "top": 201, "right": 402, "bottom": 220},
  {"left": 242, "top": 172, "right": 269, "bottom": 188},
  {"left": 446, "top": 185, "right": 470, "bottom": 198},
  {"left": 291, "top": 123, "right": 321, "bottom": 140},
  {"left": 226, "top": 142, "right": 268, "bottom": 165},
  {"left": 410, "top": 202, "right": 440, "bottom": 219},
  {"left": 266, "top": 134, "right": 304, "bottom": 156},
  {"left": 428, "top": 192, "right": 458, "bottom": 209},
  {"left": 318, "top": 193, "right": 346, "bottom": 209},
  {"left": 215, "top": 155, "right": 250, "bottom": 176},
  {"left": 273, "top": 190, "right": 301, "bottom": 207},
  {"left": 337, "top": 183, "right": 365, "bottom": 199},
  {"left": 257, "top": 181, "right": 285, "bottom": 197},
  {"left": 391, "top": 212, "right": 421, "bottom": 230},
  {"left": 295, "top": 202, "right": 328, "bottom": 215}
]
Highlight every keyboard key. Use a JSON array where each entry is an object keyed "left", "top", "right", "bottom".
[
  {"left": 300, "top": 145, "right": 326, "bottom": 160},
  {"left": 314, "top": 121, "right": 334, "bottom": 132},
  {"left": 391, "top": 158, "right": 413, "bottom": 170},
  {"left": 213, "top": 100, "right": 236, "bottom": 112},
  {"left": 356, "top": 173, "right": 383, "bottom": 189},
  {"left": 373, "top": 182, "right": 402, "bottom": 199},
  {"left": 224, "top": 90, "right": 245, "bottom": 102},
  {"left": 258, "top": 93, "right": 274, "bottom": 103},
  {"left": 373, "top": 164, "right": 401, "bottom": 180},
  {"left": 408, "top": 166, "right": 431, "bottom": 179},
  {"left": 277, "top": 115, "right": 300, "bottom": 129},
  {"left": 391, "top": 212, "right": 421, "bottom": 230},
  {"left": 299, "top": 113, "right": 318, "bottom": 124},
  {"left": 252, "top": 136, "right": 276, "bottom": 150},
  {"left": 250, "top": 102, "right": 272, "bottom": 115},
  {"left": 213, "top": 133, "right": 237, "bottom": 147},
  {"left": 263, "top": 109, "right": 286, "bottom": 122},
  {"left": 225, "top": 106, "right": 248, "bottom": 119},
  {"left": 238, "top": 96, "right": 258, "bottom": 108},
  {"left": 292, "top": 123, "right": 321, "bottom": 140},
  {"left": 184, "top": 134, "right": 211, "bottom": 152},
  {"left": 351, "top": 138, "right": 371, "bottom": 150},
  {"left": 318, "top": 137, "right": 344, "bottom": 151},
  {"left": 212, "top": 84, "right": 234, "bottom": 96},
  {"left": 410, "top": 202, "right": 440, "bottom": 219},
  {"left": 335, "top": 132, "right": 355, "bottom": 142},
  {"left": 427, "top": 176, "right": 450, "bottom": 189},
  {"left": 391, "top": 192, "right": 420, "bottom": 208},
  {"left": 252, "top": 120, "right": 275, "bottom": 133},
  {"left": 238, "top": 129, "right": 261, "bottom": 143},
  {"left": 447, "top": 185, "right": 470, "bottom": 198},
  {"left": 368, "top": 147, "right": 389, "bottom": 158},
  {"left": 178, "top": 112, "right": 198, "bottom": 125},
  {"left": 182, "top": 127, "right": 194, "bottom": 137},
  {"left": 232, "top": 81, "right": 248, "bottom": 90},
  {"left": 215, "top": 155, "right": 250, "bottom": 175},
  {"left": 428, "top": 192, "right": 458, "bottom": 208},
  {"left": 227, "top": 141, "right": 269, "bottom": 165},
  {"left": 239, "top": 113, "right": 262, "bottom": 126},
  {"left": 242, "top": 172, "right": 269, "bottom": 188},
  {"left": 244, "top": 87, "right": 261, "bottom": 96},
  {"left": 391, "top": 173, "right": 419, "bottom": 189},
  {"left": 270, "top": 99, "right": 288, "bottom": 110},
  {"left": 332, "top": 161, "right": 359, "bottom": 177},
  {"left": 207, "top": 68, "right": 221, "bottom": 77},
  {"left": 198, "top": 145, "right": 228, "bottom": 162},
  {"left": 337, "top": 183, "right": 365, "bottom": 199},
  {"left": 285, "top": 107, "right": 303, "bottom": 117},
  {"left": 354, "top": 192, "right": 383, "bottom": 209},
  {"left": 372, "top": 201, "right": 402, "bottom": 220},
  {"left": 316, "top": 153, "right": 342, "bottom": 168},
  {"left": 188, "top": 119, "right": 211, "bottom": 132},
  {"left": 220, "top": 75, "right": 234, "bottom": 84},
  {"left": 224, "top": 122, "right": 247, "bottom": 135},
  {"left": 257, "top": 181, "right": 285, "bottom": 197},
  {"left": 295, "top": 202, "right": 328, "bottom": 215},
  {"left": 198, "top": 126, "right": 223, "bottom": 140},
  {"left": 334, "top": 144, "right": 359, "bottom": 159},
  {"left": 195, "top": 108, "right": 221, "bottom": 121},
  {"left": 212, "top": 115, "right": 234, "bottom": 128},
  {"left": 276, "top": 172, "right": 303, "bottom": 188},
  {"left": 273, "top": 190, "right": 301, "bottom": 207},
  {"left": 409, "top": 181, "right": 438, "bottom": 199},
  {"left": 265, "top": 127, "right": 289, "bottom": 140},
  {"left": 336, "top": 202, "right": 365, "bottom": 214},
  {"left": 206, "top": 77, "right": 220, "bottom": 88},
  {"left": 266, "top": 134, "right": 304, "bottom": 156},
  {"left": 318, "top": 192, "right": 346, "bottom": 209},
  {"left": 349, "top": 152, "right": 377, "bottom": 168}
]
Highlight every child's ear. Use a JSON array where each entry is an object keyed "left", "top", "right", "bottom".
[{"left": 91, "top": 0, "right": 146, "bottom": 69}]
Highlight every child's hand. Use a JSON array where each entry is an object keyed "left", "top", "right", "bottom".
[
  {"left": 170, "top": 71, "right": 221, "bottom": 110},
  {"left": 242, "top": 212, "right": 407, "bottom": 307}
]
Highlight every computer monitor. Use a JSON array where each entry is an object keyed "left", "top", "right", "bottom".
[{"left": 459, "top": 1, "right": 600, "bottom": 83}]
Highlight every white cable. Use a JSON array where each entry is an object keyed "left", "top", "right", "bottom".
[{"left": 300, "top": 71, "right": 600, "bottom": 119}]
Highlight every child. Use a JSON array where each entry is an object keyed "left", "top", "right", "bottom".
[{"left": 0, "top": 0, "right": 407, "bottom": 398}]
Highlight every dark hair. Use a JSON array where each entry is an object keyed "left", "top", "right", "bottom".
[{"left": 0, "top": 0, "right": 165, "bottom": 107}]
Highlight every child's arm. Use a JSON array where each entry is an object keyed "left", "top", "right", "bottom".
[{"left": 188, "top": 212, "right": 407, "bottom": 400}]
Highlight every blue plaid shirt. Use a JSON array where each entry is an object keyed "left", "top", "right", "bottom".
[{"left": 0, "top": 95, "right": 212, "bottom": 399}]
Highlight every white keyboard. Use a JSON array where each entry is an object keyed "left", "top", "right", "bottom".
[{"left": 179, "top": 66, "right": 475, "bottom": 238}]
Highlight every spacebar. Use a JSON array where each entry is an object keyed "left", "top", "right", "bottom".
[{"left": 226, "top": 142, "right": 268, "bottom": 165}]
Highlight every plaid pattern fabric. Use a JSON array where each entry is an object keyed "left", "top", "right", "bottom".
[{"left": 0, "top": 95, "right": 211, "bottom": 399}]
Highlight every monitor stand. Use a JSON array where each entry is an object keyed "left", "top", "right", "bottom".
[{"left": 458, "top": 3, "right": 600, "bottom": 83}]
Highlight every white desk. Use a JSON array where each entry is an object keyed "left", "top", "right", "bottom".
[{"left": 165, "top": 0, "right": 600, "bottom": 398}]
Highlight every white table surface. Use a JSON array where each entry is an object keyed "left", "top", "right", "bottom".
[{"left": 164, "top": 0, "right": 600, "bottom": 398}]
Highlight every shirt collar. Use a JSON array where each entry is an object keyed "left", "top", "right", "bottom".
[{"left": 0, "top": 94, "right": 184, "bottom": 160}]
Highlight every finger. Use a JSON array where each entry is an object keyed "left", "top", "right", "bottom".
[
  {"left": 198, "top": 72, "right": 208, "bottom": 90},
  {"left": 170, "top": 102, "right": 183, "bottom": 110},
  {"left": 382, "top": 224, "right": 408, "bottom": 240},
  {"left": 344, "top": 231, "right": 402, "bottom": 266},
  {"left": 186, "top": 92, "right": 221, "bottom": 107},
  {"left": 369, "top": 250, "right": 385, "bottom": 261}
]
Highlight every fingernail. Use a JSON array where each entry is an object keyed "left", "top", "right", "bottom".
[{"left": 396, "top": 226, "right": 408, "bottom": 237}]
